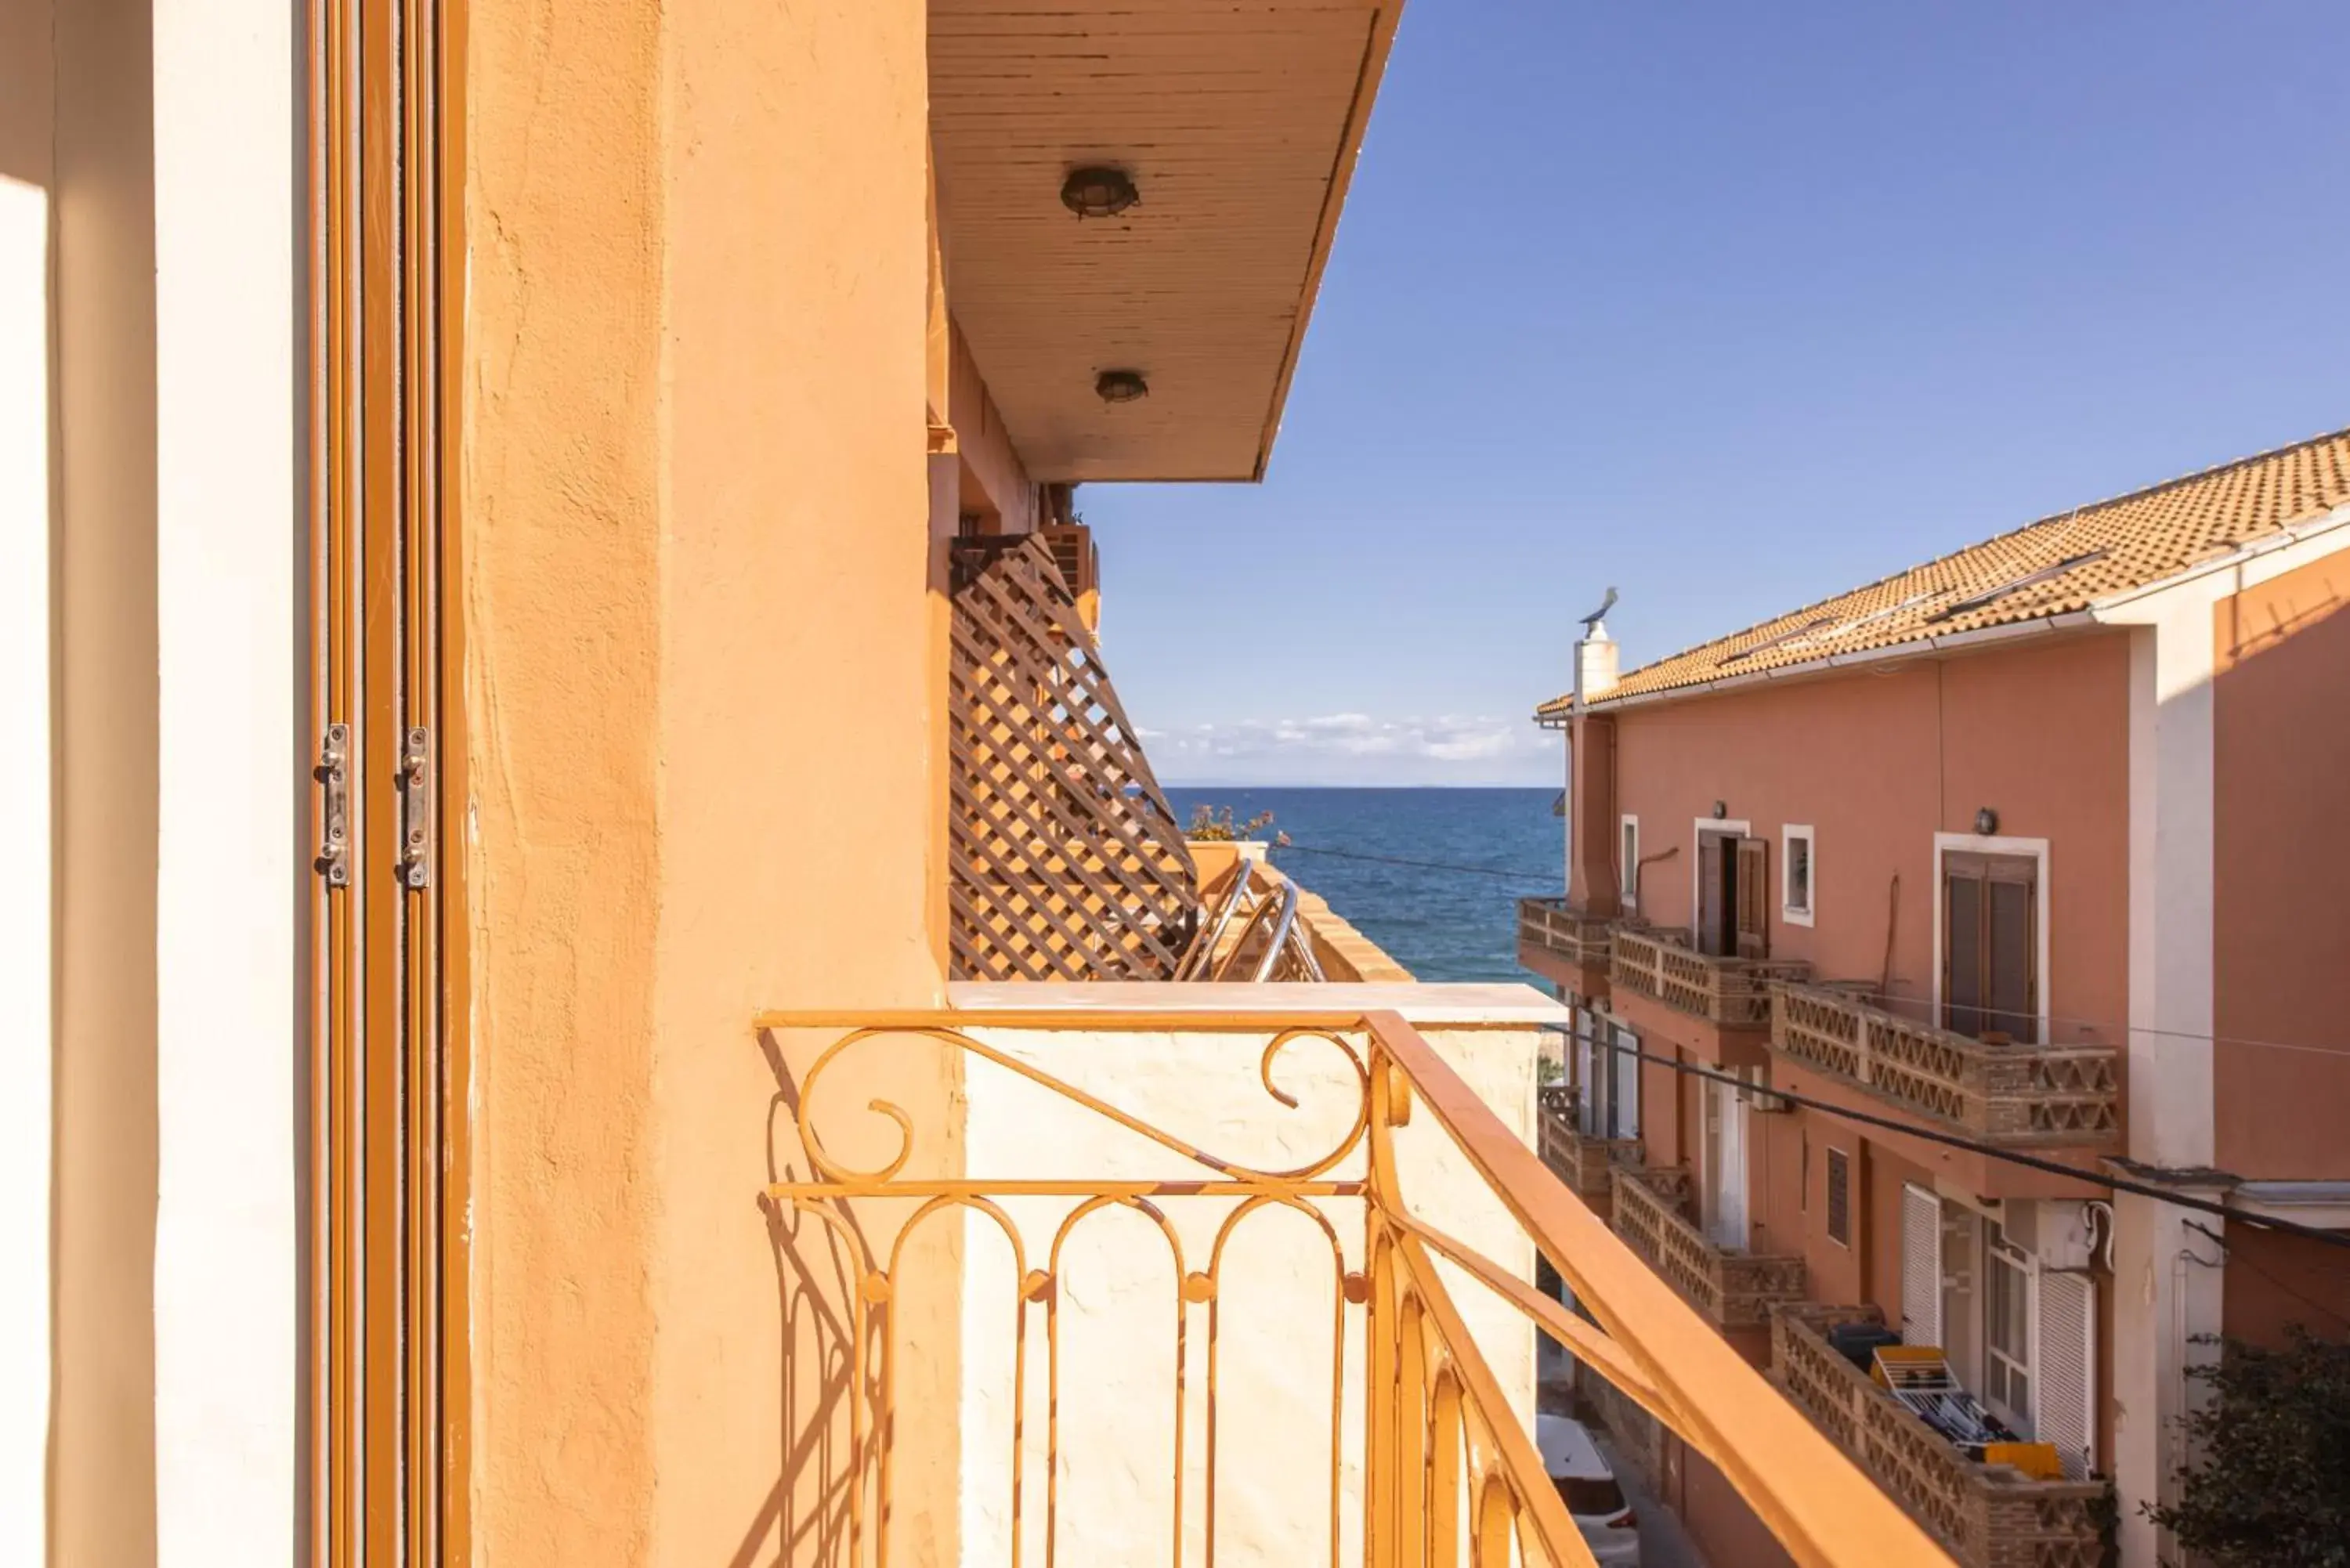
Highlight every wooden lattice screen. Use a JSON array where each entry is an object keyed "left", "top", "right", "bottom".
[{"left": 948, "top": 534, "right": 1199, "bottom": 980}]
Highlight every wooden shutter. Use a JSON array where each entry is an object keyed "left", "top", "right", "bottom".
[
  {"left": 2036, "top": 1270, "right": 2097, "bottom": 1479},
  {"left": 1697, "top": 833, "right": 1728, "bottom": 955},
  {"left": 1901, "top": 1183, "right": 1943, "bottom": 1346},
  {"left": 309, "top": 2, "right": 470, "bottom": 1561},
  {"left": 1734, "top": 836, "right": 1770, "bottom": 958},
  {"left": 1944, "top": 851, "right": 2038, "bottom": 1042},
  {"left": 1824, "top": 1147, "right": 1850, "bottom": 1247}
]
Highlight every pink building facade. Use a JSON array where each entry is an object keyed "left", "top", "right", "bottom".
[{"left": 1524, "top": 429, "right": 2350, "bottom": 1568}]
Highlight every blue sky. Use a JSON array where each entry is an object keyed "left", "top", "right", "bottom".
[{"left": 1085, "top": 1, "right": 2350, "bottom": 787}]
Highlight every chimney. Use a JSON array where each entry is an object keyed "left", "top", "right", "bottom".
[{"left": 1573, "top": 619, "right": 1618, "bottom": 705}]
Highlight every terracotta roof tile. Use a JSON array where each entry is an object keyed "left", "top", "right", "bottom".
[{"left": 1542, "top": 425, "right": 2350, "bottom": 714}]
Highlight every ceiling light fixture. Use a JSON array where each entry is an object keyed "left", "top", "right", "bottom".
[
  {"left": 1095, "top": 370, "right": 1149, "bottom": 403},
  {"left": 1061, "top": 165, "right": 1139, "bottom": 219}
]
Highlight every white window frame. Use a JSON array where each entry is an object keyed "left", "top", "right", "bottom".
[
  {"left": 1781, "top": 824, "right": 1816, "bottom": 927},
  {"left": 1981, "top": 1222, "right": 2037, "bottom": 1436},
  {"left": 1618, "top": 814, "right": 1640, "bottom": 912},
  {"left": 1931, "top": 832, "right": 2052, "bottom": 1044}
]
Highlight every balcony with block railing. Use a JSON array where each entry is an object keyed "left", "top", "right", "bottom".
[
  {"left": 1770, "top": 1307, "right": 2106, "bottom": 1568},
  {"left": 1770, "top": 982, "right": 2120, "bottom": 1149},
  {"left": 1606, "top": 1163, "right": 1809, "bottom": 1334},
  {"left": 1515, "top": 898, "right": 1616, "bottom": 997},
  {"left": 1610, "top": 926, "right": 1810, "bottom": 1031},
  {"left": 1535, "top": 1084, "right": 1640, "bottom": 1217},
  {"left": 755, "top": 999, "right": 1954, "bottom": 1568}
]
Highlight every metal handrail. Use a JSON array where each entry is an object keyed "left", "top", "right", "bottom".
[{"left": 1176, "top": 858, "right": 1256, "bottom": 980}]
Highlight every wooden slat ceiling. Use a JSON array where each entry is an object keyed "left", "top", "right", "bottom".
[{"left": 931, "top": 0, "right": 1401, "bottom": 482}]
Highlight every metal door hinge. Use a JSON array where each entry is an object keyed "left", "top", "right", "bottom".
[
  {"left": 400, "top": 726, "right": 432, "bottom": 889},
  {"left": 315, "top": 723, "right": 351, "bottom": 887}
]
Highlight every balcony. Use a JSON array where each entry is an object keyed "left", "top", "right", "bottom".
[
  {"left": 1607, "top": 1164, "right": 1808, "bottom": 1332},
  {"left": 1609, "top": 925, "right": 1810, "bottom": 1030},
  {"left": 1770, "top": 1308, "right": 2106, "bottom": 1568},
  {"left": 757, "top": 1000, "right": 1950, "bottom": 1567},
  {"left": 1535, "top": 1084, "right": 1640, "bottom": 1216},
  {"left": 1516, "top": 897, "right": 1615, "bottom": 995},
  {"left": 1770, "top": 981, "right": 2120, "bottom": 1146}
]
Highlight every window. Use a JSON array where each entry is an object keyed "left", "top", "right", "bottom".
[
  {"left": 1983, "top": 1223, "right": 2034, "bottom": 1432},
  {"left": 1944, "top": 850, "right": 2038, "bottom": 1042},
  {"left": 1618, "top": 815, "right": 1640, "bottom": 910},
  {"left": 1824, "top": 1147, "right": 1851, "bottom": 1247},
  {"left": 1782, "top": 825, "right": 1815, "bottom": 926}
]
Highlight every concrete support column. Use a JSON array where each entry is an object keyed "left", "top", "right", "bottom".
[
  {"left": 2106, "top": 603, "right": 2225, "bottom": 1568},
  {"left": 465, "top": 1, "right": 950, "bottom": 1562},
  {"left": 1567, "top": 714, "right": 1620, "bottom": 915}
]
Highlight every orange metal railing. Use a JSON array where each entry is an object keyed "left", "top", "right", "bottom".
[{"left": 753, "top": 1005, "right": 1954, "bottom": 1568}]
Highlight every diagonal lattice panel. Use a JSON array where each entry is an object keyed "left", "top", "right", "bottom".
[{"left": 948, "top": 535, "right": 1198, "bottom": 980}]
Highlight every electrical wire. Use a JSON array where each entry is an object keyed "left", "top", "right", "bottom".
[
  {"left": 1569, "top": 1030, "right": 2350, "bottom": 1252},
  {"left": 1271, "top": 840, "right": 1563, "bottom": 887},
  {"left": 1264, "top": 838, "right": 2350, "bottom": 1061}
]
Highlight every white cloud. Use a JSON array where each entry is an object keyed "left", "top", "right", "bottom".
[{"left": 1144, "top": 712, "right": 1556, "bottom": 786}]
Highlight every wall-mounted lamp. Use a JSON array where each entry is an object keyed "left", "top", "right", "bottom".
[
  {"left": 1095, "top": 369, "right": 1149, "bottom": 403},
  {"left": 1712, "top": 800, "right": 1728, "bottom": 820},
  {"left": 1975, "top": 807, "right": 1999, "bottom": 836},
  {"left": 1061, "top": 166, "right": 1140, "bottom": 219}
]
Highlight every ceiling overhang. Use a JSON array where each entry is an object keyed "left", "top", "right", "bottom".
[{"left": 930, "top": 0, "right": 1403, "bottom": 484}]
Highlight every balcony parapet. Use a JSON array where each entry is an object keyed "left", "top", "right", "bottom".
[
  {"left": 1517, "top": 897, "right": 1616, "bottom": 968},
  {"left": 1610, "top": 926, "right": 1810, "bottom": 1029},
  {"left": 1770, "top": 1307, "right": 2108, "bottom": 1568},
  {"left": 1536, "top": 1084, "right": 1640, "bottom": 1212},
  {"left": 1770, "top": 981, "right": 2120, "bottom": 1145},
  {"left": 1607, "top": 1164, "right": 1806, "bottom": 1331}
]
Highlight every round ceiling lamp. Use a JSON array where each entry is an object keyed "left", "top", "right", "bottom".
[
  {"left": 1061, "top": 165, "right": 1140, "bottom": 219},
  {"left": 1095, "top": 370, "right": 1149, "bottom": 403}
]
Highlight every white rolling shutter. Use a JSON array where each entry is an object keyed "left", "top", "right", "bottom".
[
  {"left": 1901, "top": 1184, "right": 1944, "bottom": 1346},
  {"left": 2035, "top": 1270, "right": 2097, "bottom": 1479}
]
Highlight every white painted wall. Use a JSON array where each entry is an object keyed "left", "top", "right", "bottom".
[
  {"left": 956, "top": 1021, "right": 1542, "bottom": 1568},
  {"left": 0, "top": 168, "right": 54, "bottom": 1568},
  {"left": 150, "top": 1, "right": 299, "bottom": 1560}
]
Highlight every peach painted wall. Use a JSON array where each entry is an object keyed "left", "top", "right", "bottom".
[
  {"left": 1609, "top": 634, "right": 2133, "bottom": 1043},
  {"left": 2212, "top": 550, "right": 2350, "bottom": 1178},
  {"left": 465, "top": 4, "right": 951, "bottom": 1567}
]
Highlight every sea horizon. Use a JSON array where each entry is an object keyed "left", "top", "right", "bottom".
[{"left": 1164, "top": 785, "right": 1562, "bottom": 985}]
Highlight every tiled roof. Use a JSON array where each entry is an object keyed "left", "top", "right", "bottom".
[{"left": 1542, "top": 425, "right": 2350, "bottom": 714}]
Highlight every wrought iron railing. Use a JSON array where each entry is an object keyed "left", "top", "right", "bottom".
[
  {"left": 1516, "top": 898, "right": 1615, "bottom": 970},
  {"left": 1607, "top": 1164, "right": 1809, "bottom": 1331},
  {"left": 1770, "top": 982, "right": 2120, "bottom": 1143},
  {"left": 1610, "top": 927, "right": 1810, "bottom": 1028},
  {"left": 1535, "top": 1085, "right": 1640, "bottom": 1212},
  {"left": 1770, "top": 1308, "right": 2106, "bottom": 1568},
  {"left": 755, "top": 1005, "right": 1949, "bottom": 1568}
]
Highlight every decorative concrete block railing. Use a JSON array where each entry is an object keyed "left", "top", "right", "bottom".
[
  {"left": 1770, "top": 1307, "right": 2108, "bottom": 1568},
  {"left": 1770, "top": 982, "right": 2120, "bottom": 1144},
  {"left": 1607, "top": 1165, "right": 1807, "bottom": 1330},
  {"left": 1609, "top": 926, "right": 1811, "bottom": 1028},
  {"left": 1536, "top": 1085, "right": 1640, "bottom": 1212},
  {"left": 1516, "top": 897, "right": 1616, "bottom": 969}
]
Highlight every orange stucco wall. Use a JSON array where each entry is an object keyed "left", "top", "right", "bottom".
[
  {"left": 465, "top": 2, "right": 951, "bottom": 1564},
  {"left": 2212, "top": 550, "right": 2350, "bottom": 1178}
]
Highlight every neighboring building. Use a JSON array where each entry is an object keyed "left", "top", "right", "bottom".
[
  {"left": 7, "top": 4, "right": 1946, "bottom": 1567},
  {"left": 1521, "top": 428, "right": 2350, "bottom": 1568}
]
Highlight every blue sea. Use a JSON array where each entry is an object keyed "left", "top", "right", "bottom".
[{"left": 1163, "top": 787, "right": 1564, "bottom": 984}]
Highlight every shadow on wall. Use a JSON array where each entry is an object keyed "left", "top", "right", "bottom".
[{"left": 2213, "top": 563, "right": 2350, "bottom": 1183}]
